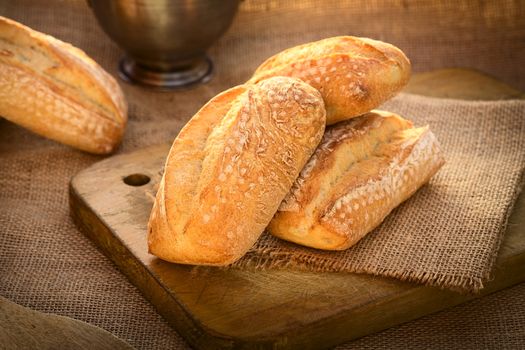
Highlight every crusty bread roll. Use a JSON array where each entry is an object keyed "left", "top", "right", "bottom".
[
  {"left": 0, "top": 16, "right": 127, "bottom": 154},
  {"left": 248, "top": 36, "right": 410, "bottom": 125},
  {"left": 268, "top": 110, "right": 445, "bottom": 250},
  {"left": 148, "top": 76, "right": 326, "bottom": 265}
]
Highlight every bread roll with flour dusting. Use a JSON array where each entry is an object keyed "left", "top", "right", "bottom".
[
  {"left": 268, "top": 111, "right": 445, "bottom": 250},
  {"left": 249, "top": 36, "right": 410, "bottom": 125},
  {"left": 0, "top": 16, "right": 127, "bottom": 154},
  {"left": 148, "top": 77, "right": 326, "bottom": 265}
]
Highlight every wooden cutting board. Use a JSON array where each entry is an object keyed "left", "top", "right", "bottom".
[{"left": 70, "top": 68, "right": 525, "bottom": 350}]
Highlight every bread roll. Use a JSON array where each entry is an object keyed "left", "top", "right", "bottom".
[
  {"left": 268, "top": 111, "right": 444, "bottom": 250},
  {"left": 0, "top": 16, "right": 127, "bottom": 154},
  {"left": 148, "top": 76, "right": 326, "bottom": 265},
  {"left": 248, "top": 36, "right": 410, "bottom": 125}
]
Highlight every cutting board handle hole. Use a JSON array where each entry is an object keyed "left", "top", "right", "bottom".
[{"left": 123, "top": 173, "right": 150, "bottom": 187}]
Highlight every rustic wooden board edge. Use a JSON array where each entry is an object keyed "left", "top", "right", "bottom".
[
  {"left": 69, "top": 183, "right": 239, "bottom": 349},
  {"left": 1, "top": 296, "right": 134, "bottom": 350},
  {"left": 404, "top": 68, "right": 525, "bottom": 100}
]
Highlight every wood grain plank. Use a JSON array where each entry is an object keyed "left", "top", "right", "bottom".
[{"left": 70, "top": 68, "right": 525, "bottom": 349}]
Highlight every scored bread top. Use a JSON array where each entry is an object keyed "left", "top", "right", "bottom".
[
  {"left": 249, "top": 36, "right": 410, "bottom": 125},
  {"left": 0, "top": 16, "right": 127, "bottom": 154},
  {"left": 279, "top": 111, "right": 412, "bottom": 212},
  {"left": 269, "top": 110, "right": 445, "bottom": 250},
  {"left": 148, "top": 76, "right": 326, "bottom": 265}
]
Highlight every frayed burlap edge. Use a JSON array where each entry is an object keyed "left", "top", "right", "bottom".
[{"left": 225, "top": 164, "right": 525, "bottom": 294}]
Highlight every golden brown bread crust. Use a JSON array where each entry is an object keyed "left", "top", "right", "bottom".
[
  {"left": 268, "top": 110, "right": 445, "bottom": 250},
  {"left": 148, "top": 76, "right": 326, "bottom": 265},
  {"left": 248, "top": 36, "right": 411, "bottom": 125},
  {"left": 0, "top": 16, "right": 127, "bottom": 154}
]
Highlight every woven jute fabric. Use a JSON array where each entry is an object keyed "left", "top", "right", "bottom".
[
  {"left": 233, "top": 94, "right": 525, "bottom": 292},
  {"left": 1, "top": 0, "right": 525, "bottom": 349}
]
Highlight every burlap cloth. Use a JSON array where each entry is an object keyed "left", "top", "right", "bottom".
[
  {"left": 1, "top": 0, "right": 525, "bottom": 349},
  {"left": 231, "top": 94, "right": 525, "bottom": 292}
]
